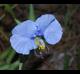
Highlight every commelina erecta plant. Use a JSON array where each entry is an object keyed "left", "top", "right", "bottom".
[{"left": 10, "top": 14, "right": 63, "bottom": 55}]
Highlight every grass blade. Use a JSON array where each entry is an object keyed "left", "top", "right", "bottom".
[
  {"left": 63, "top": 52, "right": 69, "bottom": 70},
  {"left": 0, "top": 61, "right": 20, "bottom": 70}
]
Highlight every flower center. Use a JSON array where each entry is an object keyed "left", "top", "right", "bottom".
[
  {"left": 35, "top": 26, "right": 43, "bottom": 36},
  {"left": 34, "top": 37, "right": 46, "bottom": 51}
]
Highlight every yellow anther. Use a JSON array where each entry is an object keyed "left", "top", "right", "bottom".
[{"left": 35, "top": 37, "right": 46, "bottom": 52}]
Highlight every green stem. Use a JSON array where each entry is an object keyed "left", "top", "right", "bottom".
[
  {"left": 28, "top": 4, "right": 35, "bottom": 21},
  {"left": 19, "top": 63, "right": 23, "bottom": 70}
]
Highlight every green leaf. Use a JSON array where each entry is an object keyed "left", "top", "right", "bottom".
[
  {"left": 4, "top": 4, "right": 12, "bottom": 13},
  {"left": 9, "top": 61, "right": 20, "bottom": 70},
  {"left": 0, "top": 48, "right": 10, "bottom": 61},
  {"left": 0, "top": 61, "right": 20, "bottom": 70},
  {"left": 6, "top": 47, "right": 16, "bottom": 63},
  {"left": 0, "top": 47, "right": 16, "bottom": 64}
]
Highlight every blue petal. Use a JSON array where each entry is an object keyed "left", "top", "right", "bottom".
[
  {"left": 10, "top": 34, "right": 38, "bottom": 55},
  {"left": 43, "top": 19, "right": 63, "bottom": 45},
  {"left": 12, "top": 20, "right": 37, "bottom": 38},
  {"left": 35, "top": 14, "right": 55, "bottom": 34}
]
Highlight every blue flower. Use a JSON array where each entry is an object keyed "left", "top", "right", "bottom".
[{"left": 10, "top": 14, "right": 63, "bottom": 55}]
